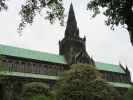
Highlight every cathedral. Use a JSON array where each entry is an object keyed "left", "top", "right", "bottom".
[{"left": 0, "top": 4, "right": 132, "bottom": 100}]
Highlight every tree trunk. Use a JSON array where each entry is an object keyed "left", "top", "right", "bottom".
[
  {"left": 127, "top": 17, "right": 133, "bottom": 45},
  {"left": 126, "top": 11, "right": 133, "bottom": 45},
  {"left": 128, "top": 25, "right": 133, "bottom": 46},
  {"left": 126, "top": 0, "right": 133, "bottom": 46}
]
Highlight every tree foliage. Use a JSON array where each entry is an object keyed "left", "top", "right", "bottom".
[
  {"left": 0, "top": 0, "right": 64, "bottom": 32},
  {"left": 124, "top": 86, "right": 133, "bottom": 100},
  {"left": 22, "top": 82, "right": 53, "bottom": 100},
  {"left": 0, "top": 0, "right": 8, "bottom": 11},
  {"left": 87, "top": 0, "right": 133, "bottom": 45},
  {"left": 55, "top": 64, "right": 120, "bottom": 100}
]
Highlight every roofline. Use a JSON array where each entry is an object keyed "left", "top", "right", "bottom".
[
  {"left": 0, "top": 44, "right": 61, "bottom": 56},
  {"left": 98, "top": 69, "right": 126, "bottom": 74},
  {"left": 0, "top": 44, "right": 67, "bottom": 64},
  {"left": 1, "top": 54, "right": 67, "bottom": 65},
  {"left": 95, "top": 61, "right": 126, "bottom": 74},
  {"left": 95, "top": 61, "right": 118, "bottom": 66},
  {"left": 0, "top": 71, "right": 59, "bottom": 80}
]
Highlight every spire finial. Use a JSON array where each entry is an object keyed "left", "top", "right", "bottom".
[
  {"left": 65, "top": 3, "right": 79, "bottom": 38},
  {"left": 70, "top": 3, "right": 73, "bottom": 11}
]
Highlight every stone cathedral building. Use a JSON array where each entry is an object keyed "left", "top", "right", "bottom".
[{"left": 0, "top": 4, "right": 132, "bottom": 100}]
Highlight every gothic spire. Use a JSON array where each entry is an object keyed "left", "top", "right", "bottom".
[{"left": 65, "top": 3, "right": 79, "bottom": 38}]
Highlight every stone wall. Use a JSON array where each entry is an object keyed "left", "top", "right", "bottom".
[{"left": 0, "top": 57, "right": 68, "bottom": 76}]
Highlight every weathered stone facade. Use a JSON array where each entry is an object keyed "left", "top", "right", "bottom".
[{"left": 0, "top": 56, "right": 68, "bottom": 76}]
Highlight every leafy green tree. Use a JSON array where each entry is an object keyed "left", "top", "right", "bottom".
[
  {"left": 125, "top": 86, "right": 133, "bottom": 100},
  {"left": 87, "top": 0, "right": 133, "bottom": 45},
  {"left": 55, "top": 64, "right": 120, "bottom": 100},
  {"left": 22, "top": 82, "right": 53, "bottom": 100},
  {"left": 0, "top": 0, "right": 64, "bottom": 32}
]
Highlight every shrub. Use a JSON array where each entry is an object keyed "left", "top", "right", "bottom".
[
  {"left": 55, "top": 64, "right": 120, "bottom": 100},
  {"left": 22, "top": 82, "right": 53, "bottom": 100}
]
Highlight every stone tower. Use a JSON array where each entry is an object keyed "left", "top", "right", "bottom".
[{"left": 59, "top": 4, "right": 94, "bottom": 65}]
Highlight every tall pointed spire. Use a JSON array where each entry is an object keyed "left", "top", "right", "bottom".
[
  {"left": 59, "top": 3, "right": 94, "bottom": 65},
  {"left": 65, "top": 3, "right": 79, "bottom": 38}
]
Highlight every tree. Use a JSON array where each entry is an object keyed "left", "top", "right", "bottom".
[
  {"left": 0, "top": 0, "right": 64, "bottom": 32},
  {"left": 124, "top": 86, "right": 133, "bottom": 100},
  {"left": 55, "top": 64, "right": 120, "bottom": 100},
  {"left": 22, "top": 82, "right": 53, "bottom": 100},
  {"left": 87, "top": 0, "right": 133, "bottom": 45}
]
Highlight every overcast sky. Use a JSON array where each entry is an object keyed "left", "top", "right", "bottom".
[{"left": 0, "top": 0, "right": 133, "bottom": 80}]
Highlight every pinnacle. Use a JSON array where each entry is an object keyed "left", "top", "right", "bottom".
[{"left": 65, "top": 3, "right": 79, "bottom": 38}]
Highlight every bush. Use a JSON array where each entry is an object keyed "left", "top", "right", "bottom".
[
  {"left": 55, "top": 64, "right": 120, "bottom": 100},
  {"left": 22, "top": 95, "right": 51, "bottom": 100},
  {"left": 22, "top": 82, "right": 53, "bottom": 100},
  {"left": 125, "top": 86, "right": 133, "bottom": 100}
]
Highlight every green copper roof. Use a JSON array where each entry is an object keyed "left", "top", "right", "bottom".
[
  {"left": 108, "top": 82, "right": 132, "bottom": 88},
  {"left": 95, "top": 62, "right": 125, "bottom": 74},
  {"left": 0, "top": 44, "right": 67, "bottom": 64},
  {"left": 0, "top": 71, "right": 59, "bottom": 80},
  {"left": 0, "top": 44, "right": 126, "bottom": 74}
]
